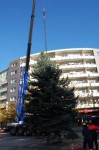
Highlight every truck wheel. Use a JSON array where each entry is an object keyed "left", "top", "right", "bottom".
[
  {"left": 26, "top": 129, "right": 33, "bottom": 136},
  {"left": 10, "top": 127, "right": 17, "bottom": 136},
  {"left": 18, "top": 127, "right": 24, "bottom": 136}
]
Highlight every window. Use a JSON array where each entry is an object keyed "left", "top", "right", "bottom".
[
  {"left": 10, "top": 96, "right": 16, "bottom": 101},
  {"left": 10, "top": 87, "right": 16, "bottom": 92},
  {"left": 11, "top": 62, "right": 17, "bottom": 67},
  {"left": 11, "top": 78, "right": 17, "bottom": 83},
  {"left": 97, "top": 52, "right": 99, "bottom": 56},
  {"left": 11, "top": 70, "right": 17, "bottom": 76}
]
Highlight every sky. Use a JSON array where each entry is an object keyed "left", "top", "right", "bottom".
[{"left": 0, "top": 0, "right": 99, "bottom": 71}]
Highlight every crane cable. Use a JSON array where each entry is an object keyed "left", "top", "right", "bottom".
[{"left": 42, "top": 2, "right": 47, "bottom": 53}]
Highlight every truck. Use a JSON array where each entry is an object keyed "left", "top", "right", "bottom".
[{"left": 6, "top": 0, "right": 36, "bottom": 136}]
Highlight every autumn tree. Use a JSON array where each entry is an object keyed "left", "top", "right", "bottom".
[{"left": 0, "top": 101, "right": 18, "bottom": 124}]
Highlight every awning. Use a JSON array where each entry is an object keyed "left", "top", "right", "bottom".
[{"left": 79, "top": 109, "right": 98, "bottom": 113}]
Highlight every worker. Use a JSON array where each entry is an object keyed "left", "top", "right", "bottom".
[
  {"left": 82, "top": 122, "right": 93, "bottom": 150},
  {"left": 88, "top": 120, "right": 99, "bottom": 150}
]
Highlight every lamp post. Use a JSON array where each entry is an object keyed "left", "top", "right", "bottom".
[
  {"left": 93, "top": 99, "right": 95, "bottom": 109},
  {"left": 91, "top": 90, "right": 95, "bottom": 109}
]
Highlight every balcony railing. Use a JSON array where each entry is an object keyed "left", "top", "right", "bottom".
[
  {"left": 50, "top": 55, "right": 95, "bottom": 61},
  {"left": 0, "top": 88, "right": 7, "bottom": 93},
  {"left": 76, "top": 103, "right": 99, "bottom": 109},
  {"left": 69, "top": 82, "right": 99, "bottom": 88},
  {"left": 61, "top": 73, "right": 99, "bottom": 78},
  {"left": 0, "top": 80, "right": 7, "bottom": 85},
  {"left": 74, "top": 92, "right": 99, "bottom": 98},
  {"left": 0, "top": 103, "right": 6, "bottom": 109},
  {"left": 59, "top": 64, "right": 96, "bottom": 69},
  {"left": 0, "top": 96, "right": 7, "bottom": 101},
  {"left": 29, "top": 60, "right": 37, "bottom": 65}
]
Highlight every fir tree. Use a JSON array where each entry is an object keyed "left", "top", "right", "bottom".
[{"left": 24, "top": 52, "right": 78, "bottom": 143}]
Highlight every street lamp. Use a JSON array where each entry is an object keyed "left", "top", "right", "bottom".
[
  {"left": 90, "top": 90, "right": 96, "bottom": 109},
  {"left": 93, "top": 99, "right": 95, "bottom": 109}
]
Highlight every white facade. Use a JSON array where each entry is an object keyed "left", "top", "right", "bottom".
[
  {"left": 0, "top": 69, "right": 8, "bottom": 109},
  {"left": 0, "top": 48, "right": 99, "bottom": 113}
]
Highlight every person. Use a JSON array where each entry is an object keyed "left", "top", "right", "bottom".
[
  {"left": 82, "top": 122, "right": 93, "bottom": 150},
  {"left": 88, "top": 120, "right": 99, "bottom": 150}
]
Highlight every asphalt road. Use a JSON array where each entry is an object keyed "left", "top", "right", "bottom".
[
  {"left": 0, "top": 131, "right": 99, "bottom": 150},
  {"left": 0, "top": 133, "right": 70, "bottom": 150},
  {"left": 0, "top": 132, "right": 81, "bottom": 150},
  {"left": 0, "top": 133, "right": 46, "bottom": 150}
]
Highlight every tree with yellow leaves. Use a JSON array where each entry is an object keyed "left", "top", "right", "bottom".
[{"left": 0, "top": 101, "right": 18, "bottom": 123}]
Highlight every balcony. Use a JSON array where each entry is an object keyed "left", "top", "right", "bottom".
[
  {"left": 91, "top": 83, "right": 99, "bottom": 87},
  {"left": 74, "top": 91, "right": 99, "bottom": 98},
  {"left": 0, "top": 96, "right": 7, "bottom": 101},
  {"left": 0, "top": 103, "right": 6, "bottom": 109},
  {"left": 61, "top": 73, "right": 99, "bottom": 79},
  {"left": 0, "top": 87, "right": 7, "bottom": 93},
  {"left": 69, "top": 82, "right": 99, "bottom": 88},
  {"left": 75, "top": 92, "right": 89, "bottom": 97},
  {"left": 0, "top": 80, "right": 7, "bottom": 85},
  {"left": 29, "top": 60, "right": 37, "bottom": 65},
  {"left": 76, "top": 103, "right": 99, "bottom": 109},
  {"left": 59, "top": 64, "right": 96, "bottom": 69},
  {"left": 50, "top": 55, "right": 95, "bottom": 61}
]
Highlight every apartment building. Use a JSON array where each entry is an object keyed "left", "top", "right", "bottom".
[
  {"left": 0, "top": 69, "right": 8, "bottom": 109},
  {"left": 0, "top": 48, "right": 99, "bottom": 115}
]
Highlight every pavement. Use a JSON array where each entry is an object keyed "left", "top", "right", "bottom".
[
  {"left": 0, "top": 130, "right": 84, "bottom": 150},
  {"left": 0, "top": 127, "right": 99, "bottom": 150},
  {"left": 0, "top": 122, "right": 99, "bottom": 150}
]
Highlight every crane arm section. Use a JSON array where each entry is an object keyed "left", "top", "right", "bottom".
[
  {"left": 16, "top": 0, "right": 36, "bottom": 122},
  {"left": 25, "top": 0, "right": 36, "bottom": 72}
]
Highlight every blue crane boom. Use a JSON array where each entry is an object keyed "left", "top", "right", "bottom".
[
  {"left": 16, "top": 0, "right": 36, "bottom": 122},
  {"left": 6, "top": 0, "right": 37, "bottom": 136}
]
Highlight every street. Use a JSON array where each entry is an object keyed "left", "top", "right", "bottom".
[
  {"left": 0, "top": 132, "right": 99, "bottom": 150},
  {"left": 0, "top": 133, "right": 68, "bottom": 150},
  {"left": 0, "top": 133, "right": 48, "bottom": 150},
  {"left": 0, "top": 132, "right": 82, "bottom": 150}
]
